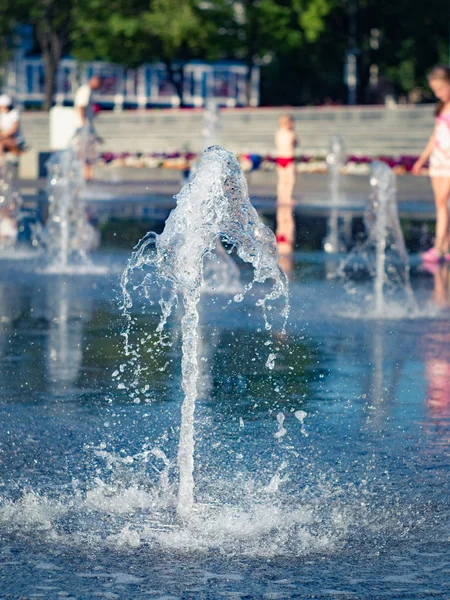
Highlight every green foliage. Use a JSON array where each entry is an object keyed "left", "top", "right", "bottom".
[
  {"left": 70, "top": 0, "right": 333, "bottom": 103},
  {"left": 294, "top": 0, "right": 334, "bottom": 43},
  {"left": 0, "top": 1, "right": 13, "bottom": 68},
  {"left": 263, "top": 0, "right": 450, "bottom": 104},
  {"left": 71, "top": 0, "right": 153, "bottom": 67},
  {"left": 71, "top": 0, "right": 213, "bottom": 67},
  {"left": 143, "top": 0, "right": 207, "bottom": 58},
  {"left": 0, "top": 0, "right": 74, "bottom": 109},
  {"left": 1, "top": 0, "right": 450, "bottom": 105}
]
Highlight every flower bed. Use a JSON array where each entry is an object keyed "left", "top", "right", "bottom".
[{"left": 98, "top": 152, "right": 426, "bottom": 175}]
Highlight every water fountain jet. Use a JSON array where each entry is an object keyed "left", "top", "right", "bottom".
[
  {"left": 202, "top": 99, "right": 222, "bottom": 150},
  {"left": 32, "top": 149, "right": 99, "bottom": 272},
  {"left": 121, "top": 146, "right": 289, "bottom": 518},
  {"left": 323, "top": 135, "right": 347, "bottom": 254},
  {"left": 338, "top": 160, "right": 415, "bottom": 317},
  {"left": 0, "top": 165, "right": 23, "bottom": 248}
]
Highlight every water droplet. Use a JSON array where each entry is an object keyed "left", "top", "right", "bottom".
[{"left": 266, "top": 353, "right": 276, "bottom": 370}]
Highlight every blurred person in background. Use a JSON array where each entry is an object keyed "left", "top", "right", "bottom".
[
  {"left": 73, "top": 75, "right": 103, "bottom": 180},
  {"left": 0, "top": 95, "right": 26, "bottom": 161},
  {"left": 275, "top": 114, "right": 297, "bottom": 259}
]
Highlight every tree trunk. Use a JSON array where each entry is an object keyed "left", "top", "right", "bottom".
[
  {"left": 245, "top": 62, "right": 254, "bottom": 107},
  {"left": 42, "top": 53, "right": 59, "bottom": 111},
  {"left": 35, "top": 6, "right": 71, "bottom": 112},
  {"left": 165, "top": 60, "right": 185, "bottom": 107},
  {"left": 245, "top": 0, "right": 258, "bottom": 106}
]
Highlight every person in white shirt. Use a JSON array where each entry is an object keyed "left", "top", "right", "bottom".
[
  {"left": 74, "top": 75, "right": 102, "bottom": 128},
  {"left": 73, "top": 75, "right": 102, "bottom": 180},
  {"left": 0, "top": 95, "right": 26, "bottom": 158}
]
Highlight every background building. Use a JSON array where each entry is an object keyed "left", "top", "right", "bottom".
[{"left": 4, "top": 56, "right": 259, "bottom": 109}]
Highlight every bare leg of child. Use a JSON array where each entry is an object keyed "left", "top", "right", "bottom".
[
  {"left": 276, "top": 164, "right": 296, "bottom": 249},
  {"left": 431, "top": 177, "right": 450, "bottom": 252},
  {"left": 432, "top": 263, "right": 450, "bottom": 307},
  {"left": 285, "top": 163, "right": 295, "bottom": 204},
  {"left": 276, "top": 204, "right": 295, "bottom": 242},
  {"left": 84, "top": 163, "right": 94, "bottom": 181},
  {"left": 276, "top": 164, "right": 295, "bottom": 207}
]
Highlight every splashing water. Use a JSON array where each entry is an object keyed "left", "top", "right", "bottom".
[
  {"left": 121, "top": 146, "right": 289, "bottom": 519},
  {"left": 32, "top": 149, "right": 99, "bottom": 272},
  {"left": 202, "top": 239, "right": 242, "bottom": 294},
  {"left": 323, "top": 135, "right": 347, "bottom": 254},
  {"left": 338, "top": 160, "right": 416, "bottom": 317},
  {"left": 200, "top": 104, "right": 240, "bottom": 293},
  {"left": 0, "top": 165, "right": 23, "bottom": 248},
  {"left": 202, "top": 99, "right": 222, "bottom": 150}
]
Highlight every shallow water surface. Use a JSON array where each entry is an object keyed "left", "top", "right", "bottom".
[{"left": 0, "top": 252, "right": 449, "bottom": 599}]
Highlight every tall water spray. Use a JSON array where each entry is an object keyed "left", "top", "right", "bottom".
[
  {"left": 121, "top": 146, "right": 289, "bottom": 519},
  {"left": 338, "top": 160, "right": 415, "bottom": 316},
  {"left": 32, "top": 149, "right": 98, "bottom": 271},
  {"left": 323, "top": 135, "right": 346, "bottom": 254},
  {"left": 200, "top": 103, "right": 241, "bottom": 289}
]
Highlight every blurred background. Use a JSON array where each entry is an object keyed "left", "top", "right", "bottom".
[{"left": 0, "top": 0, "right": 448, "bottom": 111}]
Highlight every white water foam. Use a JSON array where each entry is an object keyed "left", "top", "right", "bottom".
[{"left": 0, "top": 450, "right": 418, "bottom": 559}]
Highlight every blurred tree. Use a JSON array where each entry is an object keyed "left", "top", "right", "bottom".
[
  {"left": 71, "top": 0, "right": 335, "bottom": 106},
  {"left": 216, "top": 0, "right": 335, "bottom": 104},
  {"left": 71, "top": 0, "right": 219, "bottom": 106},
  {"left": 261, "top": 0, "right": 450, "bottom": 106},
  {"left": 0, "top": 0, "right": 74, "bottom": 110},
  {"left": 71, "top": 0, "right": 152, "bottom": 67},
  {"left": 1, "top": 0, "right": 449, "bottom": 108},
  {"left": 361, "top": 0, "right": 449, "bottom": 102},
  {"left": 259, "top": 0, "right": 349, "bottom": 105},
  {"left": 142, "top": 0, "right": 212, "bottom": 101},
  {"left": 0, "top": 3, "right": 12, "bottom": 70}
]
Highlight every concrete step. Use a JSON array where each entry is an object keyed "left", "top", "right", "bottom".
[{"left": 18, "top": 105, "right": 437, "bottom": 157}]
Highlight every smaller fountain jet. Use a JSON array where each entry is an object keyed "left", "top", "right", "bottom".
[
  {"left": 32, "top": 149, "right": 99, "bottom": 272},
  {"left": 338, "top": 160, "right": 416, "bottom": 316},
  {"left": 0, "top": 166, "right": 23, "bottom": 249},
  {"left": 323, "top": 135, "right": 347, "bottom": 254}
]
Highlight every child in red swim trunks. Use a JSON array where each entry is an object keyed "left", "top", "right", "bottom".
[
  {"left": 276, "top": 157, "right": 294, "bottom": 168},
  {"left": 275, "top": 115, "right": 297, "bottom": 256}
]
